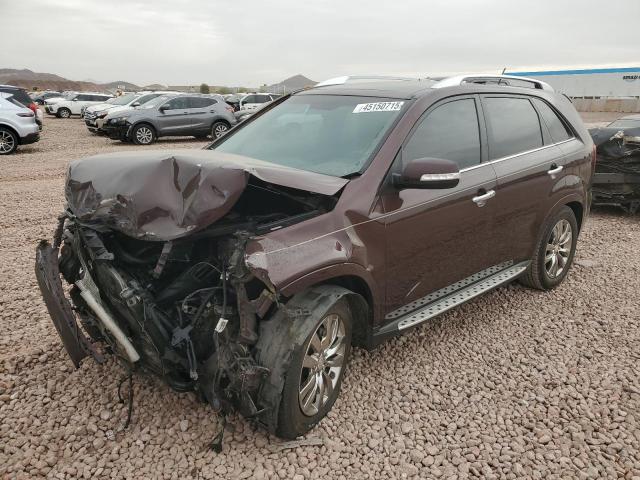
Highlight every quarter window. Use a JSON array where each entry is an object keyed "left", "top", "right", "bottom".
[
  {"left": 483, "top": 97, "right": 543, "bottom": 160},
  {"left": 531, "top": 98, "right": 572, "bottom": 143},
  {"left": 403, "top": 98, "right": 481, "bottom": 169}
]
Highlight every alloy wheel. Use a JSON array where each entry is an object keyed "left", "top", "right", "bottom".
[
  {"left": 545, "top": 219, "right": 572, "bottom": 278},
  {"left": 0, "top": 130, "right": 16, "bottom": 154},
  {"left": 59, "top": 109, "right": 70, "bottom": 118},
  {"left": 298, "top": 313, "right": 347, "bottom": 417},
  {"left": 135, "top": 126, "right": 153, "bottom": 144},
  {"left": 213, "top": 123, "right": 228, "bottom": 138}
]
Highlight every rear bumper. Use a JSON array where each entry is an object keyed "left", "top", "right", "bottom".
[
  {"left": 21, "top": 131, "right": 40, "bottom": 145},
  {"left": 35, "top": 239, "right": 103, "bottom": 368}
]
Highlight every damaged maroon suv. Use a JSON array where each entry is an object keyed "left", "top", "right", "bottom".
[{"left": 36, "top": 75, "right": 594, "bottom": 439}]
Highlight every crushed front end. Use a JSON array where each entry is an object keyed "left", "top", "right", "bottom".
[
  {"left": 590, "top": 127, "right": 640, "bottom": 213},
  {"left": 35, "top": 150, "right": 345, "bottom": 430}
]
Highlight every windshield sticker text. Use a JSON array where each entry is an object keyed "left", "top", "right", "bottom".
[{"left": 352, "top": 101, "right": 404, "bottom": 113}]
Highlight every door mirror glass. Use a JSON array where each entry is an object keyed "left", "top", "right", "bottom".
[{"left": 393, "top": 157, "right": 460, "bottom": 189}]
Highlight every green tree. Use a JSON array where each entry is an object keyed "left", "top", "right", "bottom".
[
  {"left": 216, "top": 86, "right": 232, "bottom": 95},
  {"left": 199, "top": 83, "right": 210, "bottom": 94}
]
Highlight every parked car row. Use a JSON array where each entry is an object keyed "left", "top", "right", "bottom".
[
  {"left": 44, "top": 92, "right": 113, "bottom": 118},
  {"left": 81, "top": 92, "right": 237, "bottom": 144}
]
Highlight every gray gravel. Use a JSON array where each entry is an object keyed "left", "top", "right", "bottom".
[{"left": 1, "top": 114, "right": 640, "bottom": 479}]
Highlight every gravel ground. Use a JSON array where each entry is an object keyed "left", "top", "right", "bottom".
[{"left": 1, "top": 113, "right": 639, "bottom": 479}]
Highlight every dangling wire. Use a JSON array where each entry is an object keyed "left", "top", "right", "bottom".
[
  {"left": 208, "top": 415, "right": 226, "bottom": 453},
  {"left": 117, "top": 363, "right": 134, "bottom": 430}
]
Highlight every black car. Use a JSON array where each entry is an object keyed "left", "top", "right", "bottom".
[{"left": 589, "top": 115, "right": 640, "bottom": 213}]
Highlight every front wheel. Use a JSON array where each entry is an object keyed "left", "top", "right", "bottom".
[
  {"left": 520, "top": 206, "right": 578, "bottom": 290},
  {"left": 57, "top": 108, "right": 71, "bottom": 119},
  {"left": 131, "top": 124, "right": 156, "bottom": 145},
  {"left": 0, "top": 127, "right": 18, "bottom": 155},
  {"left": 277, "top": 298, "right": 352, "bottom": 438}
]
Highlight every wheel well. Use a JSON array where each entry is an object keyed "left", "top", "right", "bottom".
[
  {"left": 320, "top": 275, "right": 373, "bottom": 347},
  {"left": 0, "top": 124, "right": 19, "bottom": 144},
  {"left": 212, "top": 119, "right": 231, "bottom": 128},
  {"left": 566, "top": 201, "right": 584, "bottom": 232}
]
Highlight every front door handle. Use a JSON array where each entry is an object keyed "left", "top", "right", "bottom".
[
  {"left": 548, "top": 164, "right": 563, "bottom": 176},
  {"left": 472, "top": 189, "right": 495, "bottom": 207}
]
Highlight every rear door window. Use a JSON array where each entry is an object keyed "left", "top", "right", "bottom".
[
  {"left": 403, "top": 98, "right": 481, "bottom": 169},
  {"left": 531, "top": 98, "right": 572, "bottom": 143},
  {"left": 483, "top": 97, "right": 543, "bottom": 159}
]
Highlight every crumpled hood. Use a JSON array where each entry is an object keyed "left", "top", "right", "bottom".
[{"left": 65, "top": 149, "right": 348, "bottom": 241}]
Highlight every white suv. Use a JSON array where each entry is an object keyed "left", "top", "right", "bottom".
[
  {"left": 45, "top": 92, "right": 113, "bottom": 118},
  {"left": 239, "top": 93, "right": 279, "bottom": 112},
  {"left": 0, "top": 92, "right": 40, "bottom": 154}
]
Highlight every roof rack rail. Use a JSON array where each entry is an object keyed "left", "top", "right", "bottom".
[
  {"left": 315, "top": 75, "right": 422, "bottom": 87},
  {"left": 432, "top": 74, "right": 554, "bottom": 91}
]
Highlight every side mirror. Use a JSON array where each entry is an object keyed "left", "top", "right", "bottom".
[
  {"left": 159, "top": 104, "right": 170, "bottom": 112},
  {"left": 393, "top": 157, "right": 460, "bottom": 189},
  {"left": 131, "top": 102, "right": 140, "bottom": 107}
]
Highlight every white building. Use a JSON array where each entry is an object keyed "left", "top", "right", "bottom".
[{"left": 505, "top": 67, "right": 640, "bottom": 98}]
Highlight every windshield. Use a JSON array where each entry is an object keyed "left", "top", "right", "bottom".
[
  {"left": 63, "top": 92, "right": 76, "bottom": 100},
  {"left": 607, "top": 118, "right": 640, "bottom": 129},
  {"left": 136, "top": 93, "right": 160, "bottom": 105},
  {"left": 213, "top": 94, "right": 406, "bottom": 177},
  {"left": 141, "top": 95, "right": 172, "bottom": 109},
  {"left": 109, "top": 93, "right": 138, "bottom": 105}
]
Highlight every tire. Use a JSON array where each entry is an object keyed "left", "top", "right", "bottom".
[
  {"left": 211, "top": 121, "right": 230, "bottom": 139},
  {"left": 131, "top": 124, "right": 156, "bottom": 145},
  {"left": 0, "top": 127, "right": 18, "bottom": 155},
  {"left": 57, "top": 108, "right": 71, "bottom": 119},
  {"left": 520, "top": 206, "right": 578, "bottom": 290},
  {"left": 267, "top": 296, "right": 352, "bottom": 439}
]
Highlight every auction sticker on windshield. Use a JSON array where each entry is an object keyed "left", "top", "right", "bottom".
[{"left": 352, "top": 101, "right": 404, "bottom": 113}]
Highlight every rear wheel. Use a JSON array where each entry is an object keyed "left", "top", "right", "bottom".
[
  {"left": 0, "top": 127, "right": 18, "bottom": 155},
  {"left": 211, "top": 121, "right": 230, "bottom": 139},
  {"left": 57, "top": 108, "right": 71, "bottom": 119},
  {"left": 132, "top": 124, "right": 156, "bottom": 145},
  {"left": 520, "top": 206, "right": 578, "bottom": 290}
]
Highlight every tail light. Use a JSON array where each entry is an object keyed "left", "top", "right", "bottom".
[
  {"left": 225, "top": 105, "right": 234, "bottom": 113},
  {"left": 17, "top": 111, "right": 35, "bottom": 117},
  {"left": 28, "top": 102, "right": 38, "bottom": 113}
]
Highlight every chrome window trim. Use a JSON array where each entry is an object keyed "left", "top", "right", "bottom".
[{"left": 459, "top": 138, "right": 575, "bottom": 173}]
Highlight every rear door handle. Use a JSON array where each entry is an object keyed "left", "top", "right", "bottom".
[
  {"left": 472, "top": 189, "right": 495, "bottom": 207},
  {"left": 548, "top": 164, "right": 563, "bottom": 176}
]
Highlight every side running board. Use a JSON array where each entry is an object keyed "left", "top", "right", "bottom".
[{"left": 377, "top": 261, "right": 529, "bottom": 336}]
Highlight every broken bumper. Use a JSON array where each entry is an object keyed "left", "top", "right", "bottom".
[
  {"left": 35, "top": 240, "right": 103, "bottom": 368},
  {"left": 102, "top": 123, "right": 130, "bottom": 140}
]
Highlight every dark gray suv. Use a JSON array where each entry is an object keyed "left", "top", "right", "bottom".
[{"left": 102, "top": 93, "right": 237, "bottom": 144}]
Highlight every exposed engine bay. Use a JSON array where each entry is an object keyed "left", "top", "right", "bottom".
[
  {"left": 35, "top": 150, "right": 347, "bottom": 437},
  {"left": 590, "top": 126, "right": 640, "bottom": 213}
]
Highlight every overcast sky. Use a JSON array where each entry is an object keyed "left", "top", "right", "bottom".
[{"left": 2, "top": 0, "right": 639, "bottom": 87}]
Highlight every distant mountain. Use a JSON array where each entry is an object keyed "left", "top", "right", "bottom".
[
  {"left": 267, "top": 74, "right": 316, "bottom": 93},
  {"left": 0, "top": 68, "right": 140, "bottom": 93},
  {"left": 102, "top": 80, "right": 141, "bottom": 91}
]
